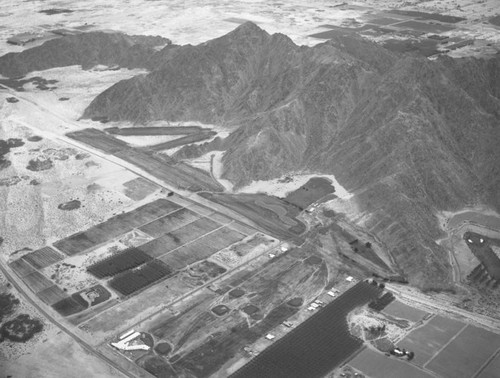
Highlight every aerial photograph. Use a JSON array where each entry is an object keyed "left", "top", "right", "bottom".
[{"left": 1, "top": 0, "right": 500, "bottom": 377}]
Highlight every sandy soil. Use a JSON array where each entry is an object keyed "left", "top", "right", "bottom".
[
  {"left": 0, "top": 272, "right": 123, "bottom": 378},
  {"left": 2, "top": 326, "right": 124, "bottom": 378},
  {"left": 21, "top": 66, "right": 147, "bottom": 123},
  {"left": 0, "top": 82, "right": 169, "bottom": 260},
  {"left": 348, "top": 307, "right": 407, "bottom": 342},
  {"left": 236, "top": 173, "right": 353, "bottom": 200}
]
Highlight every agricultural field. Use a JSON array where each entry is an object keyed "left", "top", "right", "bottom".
[
  {"left": 22, "top": 271, "right": 54, "bottom": 293},
  {"left": 20, "top": 247, "right": 64, "bottom": 269},
  {"left": 229, "top": 281, "right": 381, "bottom": 378},
  {"left": 137, "top": 217, "right": 222, "bottom": 258},
  {"left": 383, "top": 301, "right": 429, "bottom": 323},
  {"left": 109, "top": 259, "right": 173, "bottom": 296},
  {"left": 8, "top": 258, "right": 37, "bottom": 277},
  {"left": 477, "top": 352, "right": 500, "bottom": 378},
  {"left": 36, "top": 285, "right": 68, "bottom": 306},
  {"left": 138, "top": 207, "right": 202, "bottom": 238},
  {"left": 87, "top": 248, "right": 152, "bottom": 278},
  {"left": 283, "top": 177, "right": 335, "bottom": 209},
  {"left": 54, "top": 198, "right": 180, "bottom": 255},
  {"left": 160, "top": 226, "right": 245, "bottom": 270},
  {"left": 52, "top": 296, "right": 89, "bottom": 317},
  {"left": 349, "top": 348, "right": 434, "bottom": 378},
  {"left": 200, "top": 192, "right": 306, "bottom": 242},
  {"left": 399, "top": 315, "right": 466, "bottom": 366},
  {"left": 425, "top": 325, "right": 500, "bottom": 378}
]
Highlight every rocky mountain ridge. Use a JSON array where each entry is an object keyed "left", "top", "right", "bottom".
[
  {"left": 82, "top": 23, "right": 500, "bottom": 289},
  {"left": 4, "top": 23, "right": 500, "bottom": 289},
  {"left": 0, "top": 32, "right": 171, "bottom": 78}
]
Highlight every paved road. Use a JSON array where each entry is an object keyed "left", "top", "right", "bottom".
[{"left": 387, "top": 283, "right": 500, "bottom": 333}]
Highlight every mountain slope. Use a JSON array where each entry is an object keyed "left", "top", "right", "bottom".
[
  {"left": 0, "top": 32, "right": 170, "bottom": 78},
  {"left": 67, "top": 23, "right": 500, "bottom": 288}
]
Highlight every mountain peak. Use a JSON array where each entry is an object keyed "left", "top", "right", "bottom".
[{"left": 229, "top": 21, "right": 269, "bottom": 38}]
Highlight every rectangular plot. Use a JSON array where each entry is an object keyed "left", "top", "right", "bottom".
[
  {"left": 36, "top": 285, "right": 68, "bottom": 305},
  {"left": 139, "top": 208, "right": 201, "bottom": 238},
  {"left": 350, "top": 348, "right": 435, "bottom": 378},
  {"left": 109, "top": 260, "right": 173, "bottom": 296},
  {"left": 54, "top": 198, "right": 180, "bottom": 255},
  {"left": 477, "top": 352, "right": 500, "bottom": 378},
  {"left": 383, "top": 301, "right": 428, "bottom": 323},
  {"left": 23, "top": 271, "right": 54, "bottom": 293},
  {"left": 426, "top": 325, "right": 500, "bottom": 378},
  {"left": 160, "top": 227, "right": 245, "bottom": 270},
  {"left": 138, "top": 217, "right": 221, "bottom": 258},
  {"left": 399, "top": 315, "right": 465, "bottom": 366},
  {"left": 9, "top": 258, "right": 37, "bottom": 277},
  {"left": 87, "top": 248, "right": 152, "bottom": 278},
  {"left": 22, "top": 246, "right": 63, "bottom": 269}
]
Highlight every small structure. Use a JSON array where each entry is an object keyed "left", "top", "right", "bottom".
[
  {"left": 265, "top": 334, "right": 275, "bottom": 340},
  {"left": 282, "top": 321, "right": 293, "bottom": 328},
  {"left": 119, "top": 329, "right": 135, "bottom": 340},
  {"left": 327, "top": 291, "right": 336, "bottom": 297},
  {"left": 111, "top": 331, "right": 150, "bottom": 351},
  {"left": 346, "top": 276, "right": 354, "bottom": 282},
  {"left": 268, "top": 253, "right": 276, "bottom": 258}
]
